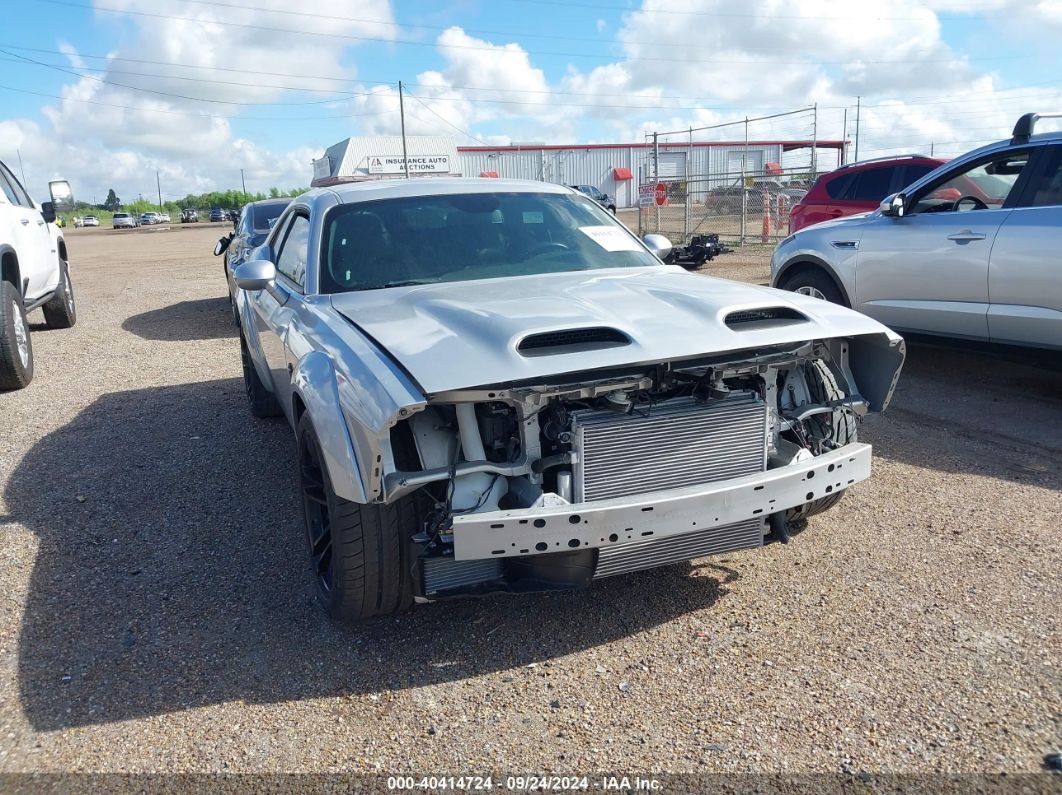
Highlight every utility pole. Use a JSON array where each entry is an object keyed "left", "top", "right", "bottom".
[
  {"left": 398, "top": 80, "right": 409, "bottom": 179},
  {"left": 240, "top": 168, "right": 247, "bottom": 195},
  {"left": 16, "top": 149, "right": 27, "bottom": 185},
  {"left": 854, "top": 96, "right": 861, "bottom": 162},
  {"left": 653, "top": 131, "right": 660, "bottom": 233},
  {"left": 841, "top": 109, "right": 848, "bottom": 166},
  {"left": 156, "top": 170, "right": 163, "bottom": 210},
  {"left": 811, "top": 103, "right": 818, "bottom": 177},
  {"left": 930, "top": 142, "right": 935, "bottom": 157}
]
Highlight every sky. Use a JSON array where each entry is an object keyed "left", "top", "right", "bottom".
[{"left": 1, "top": 0, "right": 1061, "bottom": 204}]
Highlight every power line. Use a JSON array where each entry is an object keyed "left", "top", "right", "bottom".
[
  {"left": 39, "top": 1, "right": 1037, "bottom": 67},
  {"left": 0, "top": 82, "right": 398, "bottom": 120},
  {"left": 506, "top": 0, "right": 1012, "bottom": 21},
  {"left": 404, "top": 90, "right": 492, "bottom": 146}
]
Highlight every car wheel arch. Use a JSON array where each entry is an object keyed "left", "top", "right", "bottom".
[
  {"left": 776, "top": 256, "right": 852, "bottom": 307},
  {"left": 0, "top": 247, "right": 21, "bottom": 293}
]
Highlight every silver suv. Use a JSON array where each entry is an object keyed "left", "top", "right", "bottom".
[{"left": 771, "top": 112, "right": 1062, "bottom": 350}]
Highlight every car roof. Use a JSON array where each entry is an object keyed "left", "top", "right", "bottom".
[{"left": 326, "top": 177, "right": 574, "bottom": 205}]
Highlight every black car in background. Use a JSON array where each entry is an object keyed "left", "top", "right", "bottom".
[
  {"left": 209, "top": 207, "right": 226, "bottom": 222},
  {"left": 213, "top": 197, "right": 292, "bottom": 325},
  {"left": 570, "top": 184, "right": 617, "bottom": 213}
]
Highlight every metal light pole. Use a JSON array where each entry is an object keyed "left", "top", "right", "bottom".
[
  {"left": 241, "top": 168, "right": 247, "bottom": 195},
  {"left": 399, "top": 80, "right": 410, "bottom": 179},
  {"left": 811, "top": 103, "right": 818, "bottom": 177},
  {"left": 854, "top": 96, "right": 861, "bottom": 162},
  {"left": 156, "top": 170, "right": 163, "bottom": 210}
]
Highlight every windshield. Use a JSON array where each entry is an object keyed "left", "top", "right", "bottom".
[
  {"left": 320, "top": 192, "right": 658, "bottom": 293},
  {"left": 252, "top": 201, "right": 289, "bottom": 232}
]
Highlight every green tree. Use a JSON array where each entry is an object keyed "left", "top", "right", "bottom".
[{"left": 103, "top": 189, "right": 121, "bottom": 211}]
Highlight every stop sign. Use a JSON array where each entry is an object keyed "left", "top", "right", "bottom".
[{"left": 654, "top": 183, "right": 667, "bottom": 206}]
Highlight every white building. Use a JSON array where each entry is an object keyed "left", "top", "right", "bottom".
[{"left": 312, "top": 136, "right": 844, "bottom": 208}]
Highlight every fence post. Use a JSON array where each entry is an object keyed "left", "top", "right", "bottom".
[
  {"left": 653, "top": 132, "right": 660, "bottom": 235},
  {"left": 740, "top": 116, "right": 748, "bottom": 245}
]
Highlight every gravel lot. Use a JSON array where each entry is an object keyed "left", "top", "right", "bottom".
[{"left": 0, "top": 223, "right": 1059, "bottom": 778}]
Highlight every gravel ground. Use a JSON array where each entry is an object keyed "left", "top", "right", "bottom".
[{"left": 0, "top": 224, "right": 1059, "bottom": 778}]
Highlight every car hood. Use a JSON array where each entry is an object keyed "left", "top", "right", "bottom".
[{"left": 329, "top": 266, "right": 898, "bottom": 395}]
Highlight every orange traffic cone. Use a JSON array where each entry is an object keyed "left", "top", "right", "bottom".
[{"left": 761, "top": 193, "right": 770, "bottom": 243}]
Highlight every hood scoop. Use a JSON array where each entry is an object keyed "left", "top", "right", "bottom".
[
  {"left": 517, "top": 327, "right": 630, "bottom": 356},
  {"left": 725, "top": 306, "right": 807, "bottom": 330}
]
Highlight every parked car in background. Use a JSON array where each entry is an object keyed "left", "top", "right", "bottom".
[
  {"left": 707, "top": 177, "right": 806, "bottom": 215},
  {"left": 789, "top": 155, "right": 946, "bottom": 233},
  {"left": 181, "top": 208, "right": 198, "bottom": 223},
  {"left": 229, "top": 178, "right": 904, "bottom": 623},
  {"left": 159, "top": 212, "right": 171, "bottom": 223},
  {"left": 81, "top": 215, "right": 99, "bottom": 227},
  {"left": 112, "top": 212, "right": 137, "bottom": 229},
  {"left": 0, "top": 165, "right": 77, "bottom": 389},
  {"left": 209, "top": 207, "right": 226, "bottom": 222},
  {"left": 772, "top": 112, "right": 1062, "bottom": 350},
  {"left": 570, "top": 184, "right": 616, "bottom": 213},
  {"left": 213, "top": 197, "right": 291, "bottom": 325}
]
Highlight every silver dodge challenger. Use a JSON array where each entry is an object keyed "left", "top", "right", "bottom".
[{"left": 232, "top": 179, "right": 905, "bottom": 623}]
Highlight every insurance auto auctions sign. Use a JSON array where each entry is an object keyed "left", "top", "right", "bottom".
[{"left": 367, "top": 155, "right": 452, "bottom": 175}]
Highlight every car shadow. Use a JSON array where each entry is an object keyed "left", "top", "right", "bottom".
[
  {"left": 9, "top": 378, "right": 736, "bottom": 730},
  {"left": 860, "top": 341, "right": 1062, "bottom": 489},
  {"left": 121, "top": 298, "right": 236, "bottom": 341}
]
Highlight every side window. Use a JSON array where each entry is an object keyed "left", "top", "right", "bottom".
[
  {"left": 824, "top": 172, "right": 855, "bottom": 200},
  {"left": 910, "top": 151, "right": 1030, "bottom": 214},
  {"left": 0, "top": 170, "right": 18, "bottom": 205},
  {"left": 842, "top": 167, "right": 895, "bottom": 201},
  {"left": 275, "top": 214, "right": 310, "bottom": 288},
  {"left": 0, "top": 164, "right": 30, "bottom": 207},
  {"left": 1021, "top": 146, "right": 1062, "bottom": 208},
  {"left": 901, "top": 164, "right": 937, "bottom": 188}
]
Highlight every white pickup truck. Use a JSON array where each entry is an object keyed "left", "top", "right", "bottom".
[{"left": 0, "top": 161, "right": 76, "bottom": 390}]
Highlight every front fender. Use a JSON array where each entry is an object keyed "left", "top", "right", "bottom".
[{"left": 291, "top": 351, "right": 368, "bottom": 504}]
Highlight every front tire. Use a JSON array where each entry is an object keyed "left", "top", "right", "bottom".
[
  {"left": 779, "top": 267, "right": 847, "bottom": 306},
  {"left": 42, "top": 260, "right": 77, "bottom": 329},
  {"left": 0, "top": 280, "right": 33, "bottom": 390},
  {"left": 297, "top": 413, "right": 418, "bottom": 622}
]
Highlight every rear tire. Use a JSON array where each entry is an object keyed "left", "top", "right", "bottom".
[
  {"left": 779, "top": 267, "right": 847, "bottom": 306},
  {"left": 297, "top": 413, "right": 420, "bottom": 623},
  {"left": 0, "top": 280, "right": 33, "bottom": 390},
  {"left": 42, "top": 260, "right": 77, "bottom": 329},
  {"left": 240, "top": 333, "right": 282, "bottom": 418}
]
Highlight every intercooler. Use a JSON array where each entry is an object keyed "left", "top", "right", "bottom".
[
  {"left": 571, "top": 392, "right": 768, "bottom": 502},
  {"left": 571, "top": 392, "right": 769, "bottom": 578}
]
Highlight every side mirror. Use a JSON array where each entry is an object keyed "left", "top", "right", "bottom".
[
  {"left": 48, "top": 180, "right": 74, "bottom": 211},
  {"left": 234, "top": 259, "right": 277, "bottom": 291},
  {"left": 214, "top": 234, "right": 234, "bottom": 256},
  {"left": 40, "top": 202, "right": 56, "bottom": 223},
  {"left": 880, "top": 193, "right": 906, "bottom": 218},
  {"left": 642, "top": 233, "right": 673, "bottom": 259}
]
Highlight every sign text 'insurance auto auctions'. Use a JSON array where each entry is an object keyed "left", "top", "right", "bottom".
[{"left": 367, "top": 155, "right": 452, "bottom": 174}]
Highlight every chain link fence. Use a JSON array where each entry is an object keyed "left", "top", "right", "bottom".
[{"left": 635, "top": 108, "right": 844, "bottom": 246}]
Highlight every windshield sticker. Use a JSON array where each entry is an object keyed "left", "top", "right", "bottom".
[
  {"left": 579, "top": 225, "right": 642, "bottom": 252},
  {"left": 522, "top": 211, "right": 544, "bottom": 224}
]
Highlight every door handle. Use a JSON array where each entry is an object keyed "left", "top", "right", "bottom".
[
  {"left": 947, "top": 230, "right": 986, "bottom": 242},
  {"left": 20, "top": 218, "right": 29, "bottom": 225}
]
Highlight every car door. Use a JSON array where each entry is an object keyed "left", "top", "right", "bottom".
[
  {"left": 854, "top": 149, "right": 1034, "bottom": 340},
  {"left": 0, "top": 163, "right": 53, "bottom": 300},
  {"left": 987, "top": 144, "right": 1062, "bottom": 348},
  {"left": 248, "top": 211, "right": 311, "bottom": 418}
]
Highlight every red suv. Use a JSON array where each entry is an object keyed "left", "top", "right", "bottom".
[{"left": 788, "top": 155, "right": 946, "bottom": 233}]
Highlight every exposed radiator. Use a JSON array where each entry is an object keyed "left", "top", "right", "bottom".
[
  {"left": 571, "top": 392, "right": 768, "bottom": 502},
  {"left": 594, "top": 518, "right": 765, "bottom": 579},
  {"left": 422, "top": 557, "right": 502, "bottom": 596}
]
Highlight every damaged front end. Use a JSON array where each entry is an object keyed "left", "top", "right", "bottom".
[{"left": 376, "top": 333, "right": 903, "bottom": 600}]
